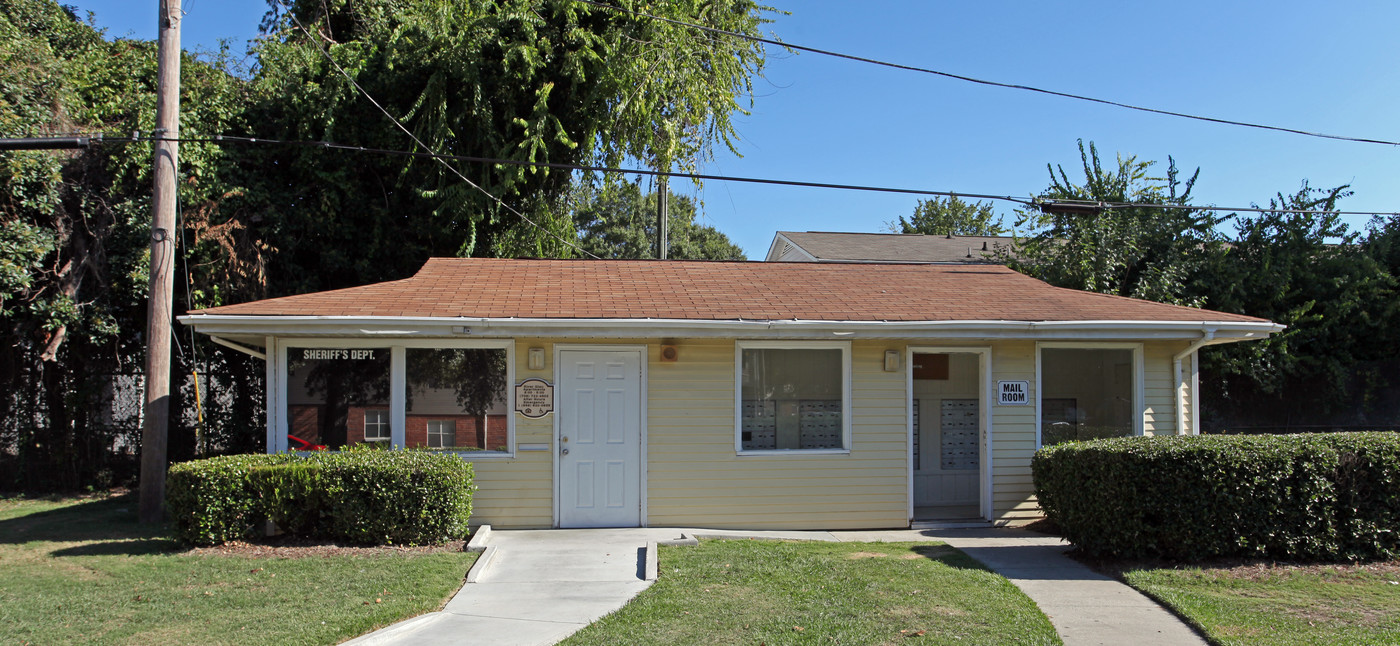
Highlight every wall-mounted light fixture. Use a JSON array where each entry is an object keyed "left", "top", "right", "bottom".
[
  {"left": 528, "top": 347, "right": 545, "bottom": 370},
  {"left": 884, "top": 350, "right": 900, "bottom": 372}
]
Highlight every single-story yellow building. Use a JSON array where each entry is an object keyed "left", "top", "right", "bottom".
[{"left": 180, "top": 258, "right": 1279, "bottom": 529}]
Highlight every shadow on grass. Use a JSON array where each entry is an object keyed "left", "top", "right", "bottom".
[{"left": 0, "top": 493, "right": 180, "bottom": 555}]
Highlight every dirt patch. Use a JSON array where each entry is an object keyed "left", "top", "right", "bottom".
[
  {"left": 847, "top": 551, "right": 890, "bottom": 559},
  {"left": 1019, "top": 517, "right": 1062, "bottom": 537},
  {"left": 186, "top": 535, "right": 468, "bottom": 559}
]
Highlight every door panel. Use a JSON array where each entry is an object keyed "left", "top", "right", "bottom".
[{"left": 559, "top": 350, "right": 641, "bottom": 528}]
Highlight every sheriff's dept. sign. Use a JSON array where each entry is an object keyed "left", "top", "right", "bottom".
[{"left": 515, "top": 378, "right": 554, "bottom": 418}]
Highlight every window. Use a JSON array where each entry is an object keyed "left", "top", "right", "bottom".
[
  {"left": 281, "top": 342, "right": 512, "bottom": 457},
  {"left": 1040, "top": 347, "right": 1138, "bottom": 446},
  {"left": 364, "top": 410, "right": 390, "bottom": 442},
  {"left": 737, "top": 343, "right": 850, "bottom": 453},
  {"left": 426, "top": 420, "right": 456, "bottom": 448},
  {"left": 406, "top": 348, "right": 509, "bottom": 453},
  {"left": 285, "top": 347, "right": 391, "bottom": 450}
]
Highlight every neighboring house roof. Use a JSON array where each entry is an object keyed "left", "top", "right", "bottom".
[
  {"left": 184, "top": 258, "right": 1278, "bottom": 343},
  {"left": 766, "top": 231, "right": 1016, "bottom": 263}
]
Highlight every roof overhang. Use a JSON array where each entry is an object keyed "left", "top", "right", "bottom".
[{"left": 180, "top": 314, "right": 1284, "bottom": 349}]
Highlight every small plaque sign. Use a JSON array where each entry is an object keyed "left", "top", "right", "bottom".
[
  {"left": 997, "top": 380, "right": 1030, "bottom": 405},
  {"left": 515, "top": 378, "right": 554, "bottom": 418}
]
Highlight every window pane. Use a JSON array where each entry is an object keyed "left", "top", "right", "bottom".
[
  {"left": 286, "top": 347, "right": 390, "bottom": 450},
  {"left": 363, "top": 410, "right": 390, "bottom": 442},
  {"left": 1040, "top": 348, "right": 1134, "bottom": 446},
  {"left": 740, "top": 348, "right": 844, "bottom": 451},
  {"left": 406, "top": 348, "right": 508, "bottom": 452}
]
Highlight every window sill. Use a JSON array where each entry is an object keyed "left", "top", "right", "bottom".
[{"left": 736, "top": 449, "right": 851, "bottom": 457}]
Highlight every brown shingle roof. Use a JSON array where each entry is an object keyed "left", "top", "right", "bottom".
[
  {"left": 772, "top": 231, "right": 1015, "bottom": 263},
  {"left": 191, "top": 258, "right": 1267, "bottom": 325}
]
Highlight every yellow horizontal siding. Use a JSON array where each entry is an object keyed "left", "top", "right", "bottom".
[{"left": 450, "top": 336, "right": 1195, "bottom": 529}]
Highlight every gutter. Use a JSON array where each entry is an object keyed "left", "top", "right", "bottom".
[{"left": 180, "top": 314, "right": 1285, "bottom": 341}]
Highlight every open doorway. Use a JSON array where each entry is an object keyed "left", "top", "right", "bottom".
[{"left": 910, "top": 351, "right": 986, "bottom": 522}]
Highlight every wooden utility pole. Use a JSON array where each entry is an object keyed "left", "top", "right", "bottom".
[
  {"left": 656, "top": 175, "right": 668, "bottom": 259},
  {"left": 139, "top": 0, "right": 180, "bottom": 523}
]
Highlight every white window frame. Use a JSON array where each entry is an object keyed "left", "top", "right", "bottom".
[
  {"left": 363, "top": 409, "right": 391, "bottom": 442},
  {"left": 273, "top": 338, "right": 515, "bottom": 459},
  {"left": 734, "top": 340, "right": 852, "bottom": 456},
  {"left": 425, "top": 419, "right": 456, "bottom": 449},
  {"left": 1034, "top": 342, "right": 1144, "bottom": 449}
]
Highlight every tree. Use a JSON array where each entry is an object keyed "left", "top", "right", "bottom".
[
  {"left": 1195, "top": 183, "right": 1398, "bottom": 427},
  {"left": 242, "top": 0, "right": 770, "bottom": 294},
  {"left": 886, "top": 196, "right": 1005, "bottom": 236},
  {"left": 0, "top": 0, "right": 257, "bottom": 487},
  {"left": 1010, "top": 140, "right": 1222, "bottom": 306},
  {"left": 571, "top": 180, "right": 745, "bottom": 260}
]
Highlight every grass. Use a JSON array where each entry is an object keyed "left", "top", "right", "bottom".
[
  {"left": 0, "top": 492, "right": 476, "bottom": 646},
  {"left": 560, "top": 539, "right": 1061, "bottom": 646},
  {"left": 1122, "top": 561, "right": 1400, "bottom": 646}
]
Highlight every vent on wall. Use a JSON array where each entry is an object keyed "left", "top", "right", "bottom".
[{"left": 660, "top": 345, "right": 679, "bottom": 362}]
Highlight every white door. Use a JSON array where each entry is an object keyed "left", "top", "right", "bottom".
[{"left": 558, "top": 350, "right": 642, "bottom": 528}]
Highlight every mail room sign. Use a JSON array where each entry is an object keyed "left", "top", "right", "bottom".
[{"left": 997, "top": 380, "right": 1030, "bottom": 405}]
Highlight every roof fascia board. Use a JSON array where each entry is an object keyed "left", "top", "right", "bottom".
[{"left": 181, "top": 314, "right": 1282, "bottom": 341}]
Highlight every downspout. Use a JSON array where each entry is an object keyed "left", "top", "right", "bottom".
[{"left": 1173, "top": 330, "right": 1215, "bottom": 435}]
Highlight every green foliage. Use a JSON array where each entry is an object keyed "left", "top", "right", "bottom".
[
  {"left": 1, "top": 0, "right": 262, "bottom": 488},
  {"left": 248, "top": 0, "right": 768, "bottom": 282},
  {"left": 1032, "top": 433, "right": 1400, "bottom": 561},
  {"left": 1012, "top": 140, "right": 1222, "bottom": 306},
  {"left": 166, "top": 453, "right": 294, "bottom": 546},
  {"left": 887, "top": 195, "right": 1006, "bottom": 236},
  {"left": 170, "top": 450, "right": 474, "bottom": 547},
  {"left": 1197, "top": 184, "right": 1398, "bottom": 420},
  {"left": 3, "top": 0, "right": 770, "bottom": 490},
  {"left": 571, "top": 180, "right": 746, "bottom": 259}
]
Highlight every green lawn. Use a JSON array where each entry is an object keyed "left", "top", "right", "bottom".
[
  {"left": 561, "top": 539, "right": 1061, "bottom": 646},
  {"left": 0, "top": 493, "right": 475, "bottom": 645},
  {"left": 1123, "top": 562, "right": 1400, "bottom": 646}
]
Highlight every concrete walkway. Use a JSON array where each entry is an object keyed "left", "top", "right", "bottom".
[
  {"left": 833, "top": 528, "right": 1208, "bottom": 646},
  {"left": 346, "top": 526, "right": 1205, "bottom": 646},
  {"left": 344, "top": 528, "right": 663, "bottom": 646}
]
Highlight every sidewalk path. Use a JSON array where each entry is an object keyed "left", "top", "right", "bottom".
[
  {"left": 832, "top": 528, "right": 1208, "bottom": 646},
  {"left": 346, "top": 526, "right": 1206, "bottom": 646},
  {"left": 344, "top": 529, "right": 668, "bottom": 646}
]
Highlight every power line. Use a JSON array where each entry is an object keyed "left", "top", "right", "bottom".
[
  {"left": 16, "top": 131, "right": 1400, "bottom": 218},
  {"left": 273, "top": 1, "right": 601, "bottom": 259},
  {"left": 571, "top": 0, "right": 1400, "bottom": 148}
]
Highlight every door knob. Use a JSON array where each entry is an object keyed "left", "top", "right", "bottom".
[
  {"left": 561, "top": 448, "right": 569, "bottom": 456},
  {"left": 561, "top": 436, "right": 568, "bottom": 443}
]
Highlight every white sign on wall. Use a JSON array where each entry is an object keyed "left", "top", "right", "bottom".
[{"left": 997, "top": 380, "right": 1030, "bottom": 405}]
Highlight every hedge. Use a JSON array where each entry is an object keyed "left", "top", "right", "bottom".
[
  {"left": 1032, "top": 432, "right": 1400, "bottom": 561},
  {"left": 167, "top": 453, "right": 296, "bottom": 546},
  {"left": 168, "top": 449, "right": 474, "bottom": 547}
]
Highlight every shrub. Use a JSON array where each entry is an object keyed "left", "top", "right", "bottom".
[
  {"left": 312, "top": 450, "right": 475, "bottom": 545},
  {"left": 167, "top": 453, "right": 295, "bottom": 546},
  {"left": 171, "top": 449, "right": 474, "bottom": 547},
  {"left": 1032, "top": 432, "right": 1400, "bottom": 561}
]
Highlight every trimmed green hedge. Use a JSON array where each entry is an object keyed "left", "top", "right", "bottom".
[
  {"left": 167, "top": 453, "right": 295, "bottom": 546},
  {"left": 1032, "top": 433, "right": 1400, "bottom": 561},
  {"left": 168, "top": 450, "right": 474, "bottom": 547}
]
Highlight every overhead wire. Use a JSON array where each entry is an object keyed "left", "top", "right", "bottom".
[
  {"left": 271, "top": 0, "right": 602, "bottom": 259},
  {"left": 17, "top": 130, "right": 1399, "bottom": 218},
  {"left": 570, "top": 0, "right": 1400, "bottom": 148}
]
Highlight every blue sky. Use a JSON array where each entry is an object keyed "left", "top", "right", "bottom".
[{"left": 66, "top": 1, "right": 1400, "bottom": 258}]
